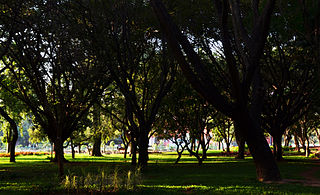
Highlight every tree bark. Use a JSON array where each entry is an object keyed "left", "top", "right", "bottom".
[
  {"left": 273, "top": 134, "right": 284, "bottom": 161},
  {"left": 138, "top": 130, "right": 149, "bottom": 167},
  {"left": 236, "top": 113, "right": 281, "bottom": 181},
  {"left": 54, "top": 136, "right": 64, "bottom": 177},
  {"left": 71, "top": 140, "right": 75, "bottom": 159},
  {"left": 235, "top": 125, "right": 245, "bottom": 159},
  {"left": 305, "top": 136, "right": 310, "bottom": 157},
  {"left": 226, "top": 143, "right": 230, "bottom": 153},
  {"left": 293, "top": 133, "right": 300, "bottom": 152},
  {"left": 0, "top": 107, "right": 18, "bottom": 163},
  {"left": 131, "top": 140, "right": 137, "bottom": 165},
  {"left": 92, "top": 133, "right": 102, "bottom": 156}
]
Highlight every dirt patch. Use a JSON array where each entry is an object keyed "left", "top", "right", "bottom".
[{"left": 264, "top": 163, "right": 320, "bottom": 187}]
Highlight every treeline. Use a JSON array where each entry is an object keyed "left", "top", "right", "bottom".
[{"left": 0, "top": 0, "right": 319, "bottom": 181}]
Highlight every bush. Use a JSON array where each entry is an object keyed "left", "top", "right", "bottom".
[{"left": 0, "top": 151, "right": 50, "bottom": 157}]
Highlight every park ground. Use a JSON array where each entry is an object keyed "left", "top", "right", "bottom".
[{"left": 1, "top": 151, "right": 320, "bottom": 194}]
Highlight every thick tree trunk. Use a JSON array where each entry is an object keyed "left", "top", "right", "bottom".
[
  {"left": 235, "top": 122, "right": 245, "bottom": 159},
  {"left": 92, "top": 133, "right": 102, "bottom": 156},
  {"left": 226, "top": 143, "right": 230, "bottom": 153},
  {"left": 235, "top": 136, "right": 245, "bottom": 159},
  {"left": 236, "top": 114, "right": 281, "bottom": 181},
  {"left": 273, "top": 134, "right": 283, "bottom": 161},
  {"left": 54, "top": 137, "right": 64, "bottom": 177},
  {"left": 138, "top": 132, "right": 149, "bottom": 167}
]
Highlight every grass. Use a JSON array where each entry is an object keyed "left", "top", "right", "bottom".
[{"left": 0, "top": 151, "right": 319, "bottom": 194}]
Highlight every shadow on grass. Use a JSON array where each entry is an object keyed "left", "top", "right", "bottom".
[{"left": 0, "top": 153, "right": 320, "bottom": 194}]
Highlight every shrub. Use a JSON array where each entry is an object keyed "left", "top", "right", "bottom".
[{"left": 0, "top": 151, "right": 50, "bottom": 157}]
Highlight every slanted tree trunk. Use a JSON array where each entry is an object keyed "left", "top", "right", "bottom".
[
  {"left": 92, "top": 133, "right": 102, "bottom": 156},
  {"left": 174, "top": 146, "right": 185, "bottom": 164},
  {"left": 236, "top": 113, "right": 281, "bottom": 181},
  {"left": 0, "top": 107, "right": 18, "bottom": 163}
]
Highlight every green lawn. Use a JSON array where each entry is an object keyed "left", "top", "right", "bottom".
[{"left": 0, "top": 152, "right": 319, "bottom": 194}]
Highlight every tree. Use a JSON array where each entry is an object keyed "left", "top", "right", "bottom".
[
  {"left": 0, "top": 0, "right": 111, "bottom": 176},
  {"left": 213, "top": 114, "right": 234, "bottom": 154},
  {"left": 83, "top": 0, "right": 176, "bottom": 166},
  {"left": 158, "top": 72, "right": 213, "bottom": 164},
  {"left": 151, "top": 0, "right": 281, "bottom": 181}
]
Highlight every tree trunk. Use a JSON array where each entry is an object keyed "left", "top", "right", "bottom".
[
  {"left": 138, "top": 131, "right": 149, "bottom": 167},
  {"left": 235, "top": 122, "right": 245, "bottom": 159},
  {"left": 226, "top": 142, "right": 230, "bottom": 153},
  {"left": 175, "top": 146, "right": 185, "bottom": 164},
  {"left": 273, "top": 134, "right": 283, "bottom": 161},
  {"left": 92, "top": 133, "right": 102, "bottom": 156},
  {"left": 131, "top": 140, "right": 137, "bottom": 165},
  {"left": 54, "top": 136, "right": 64, "bottom": 177},
  {"left": 284, "top": 131, "right": 292, "bottom": 147},
  {"left": 124, "top": 144, "right": 128, "bottom": 159},
  {"left": 294, "top": 134, "right": 300, "bottom": 152},
  {"left": 0, "top": 107, "right": 18, "bottom": 162},
  {"left": 71, "top": 141, "right": 75, "bottom": 159},
  {"left": 305, "top": 137, "right": 310, "bottom": 157},
  {"left": 236, "top": 114, "right": 281, "bottom": 181}
]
